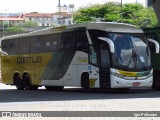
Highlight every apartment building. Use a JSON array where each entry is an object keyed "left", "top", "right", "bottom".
[
  {"left": 0, "top": 11, "right": 72, "bottom": 26},
  {"left": 25, "top": 12, "right": 72, "bottom": 27},
  {"left": 0, "top": 13, "right": 24, "bottom": 27}
]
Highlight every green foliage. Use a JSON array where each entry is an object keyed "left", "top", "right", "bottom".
[
  {"left": 73, "top": 2, "right": 158, "bottom": 27},
  {"left": 0, "top": 21, "right": 3, "bottom": 26},
  {"left": 6, "top": 26, "right": 26, "bottom": 33},
  {"left": 20, "top": 20, "right": 38, "bottom": 27},
  {"left": 0, "top": 21, "right": 10, "bottom": 26},
  {"left": 121, "top": 4, "right": 143, "bottom": 19}
]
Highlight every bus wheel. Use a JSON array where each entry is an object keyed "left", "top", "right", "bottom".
[
  {"left": 45, "top": 86, "right": 64, "bottom": 91},
  {"left": 81, "top": 73, "right": 89, "bottom": 90},
  {"left": 154, "top": 74, "right": 160, "bottom": 90},
  {"left": 14, "top": 75, "right": 24, "bottom": 90},
  {"left": 23, "top": 74, "right": 38, "bottom": 90}
]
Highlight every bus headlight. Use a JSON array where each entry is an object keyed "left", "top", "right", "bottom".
[{"left": 110, "top": 71, "right": 124, "bottom": 78}]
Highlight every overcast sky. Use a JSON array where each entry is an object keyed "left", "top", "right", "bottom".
[{"left": 0, "top": 0, "right": 146, "bottom": 13}]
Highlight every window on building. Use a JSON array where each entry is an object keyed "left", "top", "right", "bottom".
[{"left": 42, "top": 23, "right": 45, "bottom": 27}]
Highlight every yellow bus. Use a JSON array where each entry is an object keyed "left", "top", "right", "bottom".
[{"left": 1, "top": 22, "right": 158, "bottom": 91}]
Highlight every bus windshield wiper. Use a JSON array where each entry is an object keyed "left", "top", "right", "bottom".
[{"left": 127, "top": 49, "right": 146, "bottom": 70}]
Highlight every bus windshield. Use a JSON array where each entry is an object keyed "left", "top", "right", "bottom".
[{"left": 108, "top": 33, "right": 151, "bottom": 71}]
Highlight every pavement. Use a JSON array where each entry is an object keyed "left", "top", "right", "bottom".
[{"left": 0, "top": 83, "right": 160, "bottom": 120}]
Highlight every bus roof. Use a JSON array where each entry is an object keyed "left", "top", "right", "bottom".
[
  {"left": 1, "top": 22, "right": 143, "bottom": 40},
  {"left": 67, "top": 22, "right": 143, "bottom": 33}
]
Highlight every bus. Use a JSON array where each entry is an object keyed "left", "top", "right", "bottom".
[
  {"left": 1, "top": 22, "right": 158, "bottom": 91},
  {"left": 143, "top": 27, "right": 160, "bottom": 90}
]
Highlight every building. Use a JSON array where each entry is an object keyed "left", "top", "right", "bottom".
[
  {"left": 0, "top": 11, "right": 72, "bottom": 33},
  {"left": 24, "top": 12, "right": 54, "bottom": 27},
  {"left": 0, "top": 13, "right": 24, "bottom": 26},
  {"left": 0, "top": 17, "right": 24, "bottom": 26},
  {"left": 0, "top": 13, "right": 25, "bottom": 32},
  {"left": 53, "top": 12, "right": 72, "bottom": 25},
  {"left": 25, "top": 12, "right": 72, "bottom": 27},
  {"left": 145, "top": 0, "right": 152, "bottom": 7}
]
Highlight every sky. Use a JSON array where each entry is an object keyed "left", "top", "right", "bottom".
[{"left": 0, "top": 0, "right": 146, "bottom": 13}]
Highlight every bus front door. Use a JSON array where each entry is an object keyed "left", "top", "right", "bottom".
[{"left": 99, "top": 41, "right": 111, "bottom": 88}]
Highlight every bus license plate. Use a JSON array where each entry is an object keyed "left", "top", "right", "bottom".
[{"left": 133, "top": 82, "right": 140, "bottom": 86}]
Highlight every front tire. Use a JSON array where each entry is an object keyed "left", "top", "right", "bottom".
[
  {"left": 153, "top": 73, "right": 160, "bottom": 90},
  {"left": 81, "top": 73, "right": 90, "bottom": 90}
]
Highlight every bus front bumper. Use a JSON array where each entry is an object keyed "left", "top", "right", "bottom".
[{"left": 110, "top": 75, "right": 153, "bottom": 88}]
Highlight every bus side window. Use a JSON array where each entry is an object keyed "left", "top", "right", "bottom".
[
  {"left": 44, "top": 34, "right": 57, "bottom": 52},
  {"left": 30, "top": 36, "right": 43, "bottom": 53},
  {"left": 2, "top": 39, "right": 18, "bottom": 55},
  {"left": 18, "top": 38, "right": 30, "bottom": 54},
  {"left": 2, "top": 40, "right": 9, "bottom": 54},
  {"left": 59, "top": 32, "right": 73, "bottom": 51},
  {"left": 9, "top": 39, "right": 19, "bottom": 55},
  {"left": 89, "top": 46, "right": 98, "bottom": 65},
  {"left": 74, "top": 30, "right": 89, "bottom": 52},
  {"left": 8, "top": 40, "right": 14, "bottom": 55}
]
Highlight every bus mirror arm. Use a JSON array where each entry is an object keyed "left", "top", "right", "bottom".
[
  {"left": 148, "top": 38, "right": 160, "bottom": 54},
  {"left": 98, "top": 37, "right": 115, "bottom": 53}
]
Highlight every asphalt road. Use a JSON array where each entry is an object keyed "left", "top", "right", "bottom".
[{"left": 0, "top": 83, "right": 159, "bottom": 103}]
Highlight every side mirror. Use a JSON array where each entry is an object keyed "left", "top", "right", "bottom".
[
  {"left": 148, "top": 38, "right": 159, "bottom": 54},
  {"left": 98, "top": 37, "right": 114, "bottom": 53}
]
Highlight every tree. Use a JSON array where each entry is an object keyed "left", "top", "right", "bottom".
[
  {"left": 6, "top": 26, "right": 26, "bottom": 33},
  {"left": 20, "top": 20, "right": 38, "bottom": 27},
  {"left": 73, "top": 2, "right": 158, "bottom": 27},
  {"left": 4, "top": 20, "right": 38, "bottom": 33}
]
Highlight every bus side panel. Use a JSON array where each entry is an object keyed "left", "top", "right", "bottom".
[
  {"left": 63, "top": 65, "right": 78, "bottom": 86},
  {"left": 1, "top": 56, "right": 14, "bottom": 84},
  {"left": 40, "top": 51, "right": 76, "bottom": 86},
  {"left": 1, "top": 56, "right": 24, "bottom": 85},
  {"left": 70, "top": 51, "right": 100, "bottom": 88}
]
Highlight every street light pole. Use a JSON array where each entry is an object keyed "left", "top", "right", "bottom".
[
  {"left": 58, "top": 0, "right": 61, "bottom": 25},
  {"left": 2, "top": 11, "right": 6, "bottom": 37},
  {"left": 121, "top": 0, "right": 122, "bottom": 10},
  {"left": 121, "top": 0, "right": 123, "bottom": 22}
]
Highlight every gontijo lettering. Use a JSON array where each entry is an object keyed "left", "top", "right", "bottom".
[{"left": 17, "top": 56, "right": 42, "bottom": 64}]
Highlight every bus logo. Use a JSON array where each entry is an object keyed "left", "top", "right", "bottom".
[{"left": 89, "top": 78, "right": 97, "bottom": 88}]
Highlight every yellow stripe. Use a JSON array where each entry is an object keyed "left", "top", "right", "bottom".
[{"left": 118, "top": 70, "right": 138, "bottom": 77}]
